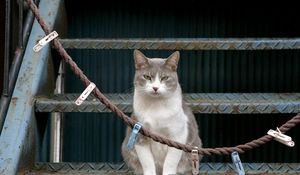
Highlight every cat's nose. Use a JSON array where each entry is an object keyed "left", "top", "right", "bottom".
[{"left": 152, "top": 87, "right": 158, "bottom": 92}]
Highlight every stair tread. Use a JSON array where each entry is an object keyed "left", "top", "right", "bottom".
[
  {"left": 59, "top": 38, "right": 300, "bottom": 50},
  {"left": 25, "top": 162, "right": 300, "bottom": 174},
  {"left": 35, "top": 93, "right": 300, "bottom": 114}
]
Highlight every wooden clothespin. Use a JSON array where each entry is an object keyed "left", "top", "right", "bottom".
[
  {"left": 75, "top": 82, "right": 96, "bottom": 105},
  {"left": 267, "top": 127, "right": 295, "bottom": 147},
  {"left": 33, "top": 31, "right": 58, "bottom": 52}
]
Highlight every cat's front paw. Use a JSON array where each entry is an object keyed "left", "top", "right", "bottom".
[{"left": 143, "top": 171, "right": 156, "bottom": 175}]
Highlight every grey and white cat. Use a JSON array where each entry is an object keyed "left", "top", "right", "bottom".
[{"left": 121, "top": 50, "right": 202, "bottom": 175}]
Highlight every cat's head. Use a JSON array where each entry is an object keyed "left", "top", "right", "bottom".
[{"left": 133, "top": 49, "right": 180, "bottom": 98}]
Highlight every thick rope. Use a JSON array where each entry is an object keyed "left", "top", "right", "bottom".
[{"left": 27, "top": 0, "right": 300, "bottom": 156}]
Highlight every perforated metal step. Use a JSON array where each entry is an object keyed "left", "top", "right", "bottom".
[
  {"left": 24, "top": 162, "right": 300, "bottom": 174},
  {"left": 35, "top": 93, "right": 300, "bottom": 114},
  {"left": 60, "top": 38, "right": 300, "bottom": 50}
]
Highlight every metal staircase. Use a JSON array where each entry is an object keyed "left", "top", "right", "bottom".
[
  {"left": 26, "top": 162, "right": 300, "bottom": 175},
  {"left": 35, "top": 93, "right": 300, "bottom": 114},
  {"left": 1, "top": 0, "right": 300, "bottom": 174}
]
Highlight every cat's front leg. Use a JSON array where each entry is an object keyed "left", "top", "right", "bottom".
[
  {"left": 135, "top": 143, "right": 156, "bottom": 175},
  {"left": 162, "top": 147, "right": 183, "bottom": 175},
  {"left": 162, "top": 125, "right": 187, "bottom": 175}
]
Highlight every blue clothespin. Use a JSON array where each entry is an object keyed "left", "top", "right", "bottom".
[
  {"left": 231, "top": 151, "right": 245, "bottom": 175},
  {"left": 127, "top": 122, "right": 142, "bottom": 150}
]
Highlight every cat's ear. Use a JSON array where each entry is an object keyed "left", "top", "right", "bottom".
[
  {"left": 134, "top": 50, "right": 149, "bottom": 70},
  {"left": 165, "top": 51, "right": 180, "bottom": 71}
]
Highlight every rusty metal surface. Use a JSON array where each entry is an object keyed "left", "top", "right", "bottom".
[
  {"left": 0, "top": 0, "right": 64, "bottom": 174},
  {"left": 0, "top": 0, "right": 37, "bottom": 133},
  {"left": 35, "top": 93, "right": 300, "bottom": 114},
  {"left": 3, "top": 0, "right": 11, "bottom": 97},
  {"left": 25, "top": 162, "right": 300, "bottom": 174},
  {"left": 60, "top": 38, "right": 300, "bottom": 50}
]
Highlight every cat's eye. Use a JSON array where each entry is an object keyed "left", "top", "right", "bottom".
[
  {"left": 143, "top": 75, "right": 152, "bottom": 80},
  {"left": 161, "top": 76, "right": 169, "bottom": 81}
]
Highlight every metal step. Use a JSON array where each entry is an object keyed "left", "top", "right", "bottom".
[
  {"left": 60, "top": 38, "right": 300, "bottom": 50},
  {"left": 25, "top": 162, "right": 300, "bottom": 174},
  {"left": 35, "top": 93, "right": 300, "bottom": 114}
]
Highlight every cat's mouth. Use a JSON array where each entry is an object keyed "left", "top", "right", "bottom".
[{"left": 150, "top": 91, "right": 160, "bottom": 96}]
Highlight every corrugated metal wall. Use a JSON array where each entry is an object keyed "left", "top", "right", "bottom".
[{"left": 62, "top": 0, "right": 300, "bottom": 162}]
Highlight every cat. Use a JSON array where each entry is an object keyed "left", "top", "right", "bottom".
[{"left": 121, "top": 50, "right": 202, "bottom": 175}]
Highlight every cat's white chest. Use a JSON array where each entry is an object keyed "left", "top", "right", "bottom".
[
  {"left": 133, "top": 94, "right": 186, "bottom": 132},
  {"left": 133, "top": 95, "right": 189, "bottom": 169}
]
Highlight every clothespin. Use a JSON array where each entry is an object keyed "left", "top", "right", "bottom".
[
  {"left": 33, "top": 31, "right": 58, "bottom": 52},
  {"left": 127, "top": 122, "right": 142, "bottom": 150},
  {"left": 231, "top": 151, "right": 245, "bottom": 175},
  {"left": 267, "top": 127, "right": 295, "bottom": 147},
  {"left": 75, "top": 82, "right": 96, "bottom": 106},
  {"left": 191, "top": 147, "right": 199, "bottom": 175}
]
